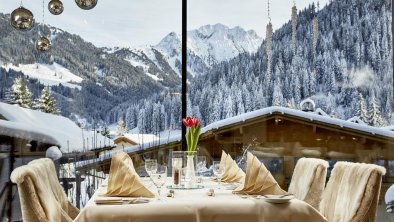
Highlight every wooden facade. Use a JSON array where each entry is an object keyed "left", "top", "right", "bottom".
[{"left": 78, "top": 110, "right": 394, "bottom": 200}]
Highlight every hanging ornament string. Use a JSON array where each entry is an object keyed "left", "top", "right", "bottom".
[
  {"left": 42, "top": 0, "right": 45, "bottom": 25},
  {"left": 36, "top": 0, "right": 51, "bottom": 52},
  {"left": 266, "top": 0, "right": 273, "bottom": 78},
  {"left": 312, "top": 1, "right": 319, "bottom": 59},
  {"left": 268, "top": 0, "right": 271, "bottom": 22},
  {"left": 291, "top": 0, "right": 297, "bottom": 54}
]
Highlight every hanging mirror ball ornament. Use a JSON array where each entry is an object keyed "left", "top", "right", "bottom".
[
  {"left": 75, "top": 0, "right": 98, "bottom": 10},
  {"left": 48, "top": 0, "right": 64, "bottom": 15},
  {"left": 36, "top": 36, "right": 51, "bottom": 52},
  {"left": 10, "top": 7, "right": 35, "bottom": 31}
]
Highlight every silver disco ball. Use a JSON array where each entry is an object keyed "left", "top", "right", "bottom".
[
  {"left": 35, "top": 36, "right": 51, "bottom": 52},
  {"left": 48, "top": 0, "right": 64, "bottom": 15},
  {"left": 10, "top": 7, "right": 35, "bottom": 31},
  {"left": 75, "top": 0, "right": 98, "bottom": 10}
]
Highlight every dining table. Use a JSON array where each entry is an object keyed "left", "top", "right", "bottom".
[{"left": 74, "top": 177, "right": 327, "bottom": 222}]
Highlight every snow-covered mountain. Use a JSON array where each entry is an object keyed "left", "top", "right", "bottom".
[
  {"left": 111, "top": 24, "right": 262, "bottom": 77},
  {"left": 187, "top": 24, "right": 263, "bottom": 65}
]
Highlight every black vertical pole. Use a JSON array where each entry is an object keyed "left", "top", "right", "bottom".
[
  {"left": 181, "top": 0, "right": 187, "bottom": 151},
  {"left": 76, "top": 173, "right": 81, "bottom": 209}
]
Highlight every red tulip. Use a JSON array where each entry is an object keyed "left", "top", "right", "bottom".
[
  {"left": 192, "top": 118, "right": 200, "bottom": 127},
  {"left": 183, "top": 116, "right": 202, "bottom": 154},
  {"left": 182, "top": 116, "right": 200, "bottom": 128}
]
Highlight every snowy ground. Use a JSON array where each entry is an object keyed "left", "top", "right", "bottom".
[{"left": 2, "top": 63, "right": 83, "bottom": 89}]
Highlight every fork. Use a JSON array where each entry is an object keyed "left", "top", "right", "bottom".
[{"left": 278, "top": 193, "right": 294, "bottom": 198}]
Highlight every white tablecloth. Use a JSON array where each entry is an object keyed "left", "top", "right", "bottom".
[{"left": 74, "top": 178, "right": 327, "bottom": 222}]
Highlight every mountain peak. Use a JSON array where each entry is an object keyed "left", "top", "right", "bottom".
[
  {"left": 155, "top": 32, "right": 181, "bottom": 56},
  {"left": 188, "top": 24, "right": 263, "bottom": 64}
]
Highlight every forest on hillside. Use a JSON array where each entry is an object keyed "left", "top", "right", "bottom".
[{"left": 115, "top": 0, "right": 393, "bottom": 133}]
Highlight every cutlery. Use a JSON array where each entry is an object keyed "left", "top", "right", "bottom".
[
  {"left": 128, "top": 198, "right": 150, "bottom": 204},
  {"left": 278, "top": 194, "right": 294, "bottom": 198}
]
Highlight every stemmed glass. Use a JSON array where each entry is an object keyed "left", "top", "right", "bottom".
[
  {"left": 212, "top": 161, "right": 224, "bottom": 189},
  {"left": 145, "top": 159, "right": 158, "bottom": 176},
  {"left": 150, "top": 165, "right": 167, "bottom": 201},
  {"left": 196, "top": 156, "right": 207, "bottom": 183}
]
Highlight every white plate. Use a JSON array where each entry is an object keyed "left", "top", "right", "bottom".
[
  {"left": 221, "top": 183, "right": 240, "bottom": 190},
  {"left": 262, "top": 195, "right": 294, "bottom": 204}
]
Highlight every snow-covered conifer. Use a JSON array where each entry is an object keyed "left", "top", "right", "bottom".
[{"left": 37, "top": 86, "right": 60, "bottom": 115}]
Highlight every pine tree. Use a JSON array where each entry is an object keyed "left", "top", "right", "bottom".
[
  {"left": 117, "top": 116, "right": 128, "bottom": 136},
  {"left": 355, "top": 93, "right": 368, "bottom": 122},
  {"left": 6, "top": 77, "right": 34, "bottom": 109},
  {"left": 223, "top": 96, "right": 234, "bottom": 119},
  {"left": 367, "top": 96, "right": 386, "bottom": 127},
  {"left": 272, "top": 79, "right": 284, "bottom": 106},
  {"left": 101, "top": 123, "right": 110, "bottom": 138},
  {"left": 37, "top": 86, "right": 60, "bottom": 115}
]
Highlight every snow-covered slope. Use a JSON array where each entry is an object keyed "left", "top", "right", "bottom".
[
  {"left": 2, "top": 63, "right": 83, "bottom": 89},
  {"left": 112, "top": 24, "right": 262, "bottom": 77}
]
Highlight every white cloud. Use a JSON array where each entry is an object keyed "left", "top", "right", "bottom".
[{"left": 345, "top": 66, "right": 376, "bottom": 89}]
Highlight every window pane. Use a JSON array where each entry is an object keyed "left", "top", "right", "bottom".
[
  {"left": 0, "top": 0, "right": 181, "bottom": 219},
  {"left": 187, "top": 0, "right": 393, "bottom": 210}
]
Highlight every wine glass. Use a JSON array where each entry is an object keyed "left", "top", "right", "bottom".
[
  {"left": 145, "top": 159, "right": 158, "bottom": 176},
  {"left": 150, "top": 165, "right": 167, "bottom": 201},
  {"left": 196, "top": 156, "right": 207, "bottom": 183},
  {"left": 212, "top": 161, "right": 224, "bottom": 189}
]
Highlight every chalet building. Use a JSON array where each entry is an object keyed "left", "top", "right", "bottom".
[
  {"left": 0, "top": 102, "right": 113, "bottom": 155},
  {"left": 77, "top": 105, "right": 394, "bottom": 200},
  {"left": 113, "top": 133, "right": 159, "bottom": 151},
  {"left": 0, "top": 101, "right": 114, "bottom": 181},
  {"left": 0, "top": 102, "right": 114, "bottom": 220}
]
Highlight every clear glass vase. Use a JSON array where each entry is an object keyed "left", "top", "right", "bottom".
[{"left": 184, "top": 151, "right": 197, "bottom": 188}]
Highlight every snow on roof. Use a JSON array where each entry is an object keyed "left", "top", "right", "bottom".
[
  {"left": 76, "top": 106, "right": 394, "bottom": 169},
  {"left": 347, "top": 116, "right": 367, "bottom": 125},
  {"left": 76, "top": 134, "right": 181, "bottom": 168},
  {"left": 314, "top": 108, "right": 330, "bottom": 117},
  {"left": 300, "top": 98, "right": 316, "bottom": 109},
  {"left": 115, "top": 133, "right": 159, "bottom": 144},
  {"left": 0, "top": 102, "right": 113, "bottom": 152},
  {"left": 382, "top": 125, "right": 394, "bottom": 131},
  {"left": 202, "top": 106, "right": 394, "bottom": 138}
]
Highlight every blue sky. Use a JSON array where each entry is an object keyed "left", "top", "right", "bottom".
[{"left": 0, "top": 0, "right": 328, "bottom": 47}]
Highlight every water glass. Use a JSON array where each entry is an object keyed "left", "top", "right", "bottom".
[
  {"left": 145, "top": 159, "right": 158, "bottom": 176},
  {"left": 212, "top": 161, "right": 224, "bottom": 189},
  {"left": 196, "top": 156, "right": 207, "bottom": 183},
  {"left": 150, "top": 165, "right": 167, "bottom": 201}
]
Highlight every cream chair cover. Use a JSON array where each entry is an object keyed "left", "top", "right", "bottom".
[
  {"left": 319, "top": 161, "right": 386, "bottom": 222},
  {"left": 288, "top": 158, "right": 328, "bottom": 209},
  {"left": 106, "top": 152, "right": 155, "bottom": 197},
  {"left": 28, "top": 159, "right": 80, "bottom": 221},
  {"left": 11, "top": 159, "right": 69, "bottom": 222},
  {"left": 220, "top": 150, "right": 245, "bottom": 183},
  {"left": 233, "top": 152, "right": 286, "bottom": 195}
]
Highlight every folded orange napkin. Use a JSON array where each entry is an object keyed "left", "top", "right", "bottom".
[
  {"left": 233, "top": 152, "right": 286, "bottom": 195},
  {"left": 220, "top": 150, "right": 245, "bottom": 183},
  {"left": 106, "top": 152, "right": 155, "bottom": 198},
  {"left": 95, "top": 197, "right": 124, "bottom": 205}
]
